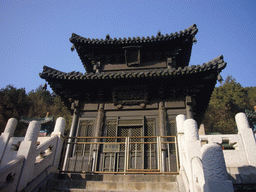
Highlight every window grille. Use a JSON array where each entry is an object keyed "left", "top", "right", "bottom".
[
  {"left": 78, "top": 120, "right": 94, "bottom": 137},
  {"left": 131, "top": 126, "right": 142, "bottom": 151},
  {"left": 145, "top": 119, "right": 155, "bottom": 150},
  {"left": 76, "top": 120, "right": 95, "bottom": 155},
  {"left": 168, "top": 121, "right": 176, "bottom": 136},
  {"left": 106, "top": 120, "right": 117, "bottom": 142},
  {"left": 118, "top": 126, "right": 130, "bottom": 151},
  {"left": 118, "top": 119, "right": 143, "bottom": 126},
  {"left": 168, "top": 119, "right": 176, "bottom": 151}
]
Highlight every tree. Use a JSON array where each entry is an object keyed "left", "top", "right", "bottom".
[
  {"left": 51, "top": 94, "right": 72, "bottom": 135},
  {"left": 245, "top": 86, "right": 256, "bottom": 109},
  {"left": 0, "top": 85, "right": 72, "bottom": 136},
  {"left": 27, "top": 85, "right": 54, "bottom": 118},
  {"left": 27, "top": 86, "right": 72, "bottom": 134},
  {"left": 0, "top": 85, "right": 31, "bottom": 133},
  {"left": 202, "top": 76, "right": 248, "bottom": 134}
]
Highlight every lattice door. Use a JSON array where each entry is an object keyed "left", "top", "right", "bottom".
[
  {"left": 118, "top": 126, "right": 130, "bottom": 151},
  {"left": 166, "top": 118, "right": 178, "bottom": 172},
  {"left": 144, "top": 119, "right": 157, "bottom": 169},
  {"left": 106, "top": 120, "right": 117, "bottom": 142},
  {"left": 118, "top": 119, "right": 143, "bottom": 148},
  {"left": 75, "top": 120, "right": 95, "bottom": 156},
  {"left": 117, "top": 118, "right": 144, "bottom": 170},
  {"left": 101, "top": 119, "right": 118, "bottom": 172},
  {"left": 66, "top": 119, "right": 95, "bottom": 172},
  {"left": 102, "top": 117, "right": 157, "bottom": 172}
]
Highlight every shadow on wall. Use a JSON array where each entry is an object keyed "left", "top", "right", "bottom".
[
  {"left": 230, "top": 166, "right": 256, "bottom": 192},
  {"left": 236, "top": 166, "right": 256, "bottom": 184}
]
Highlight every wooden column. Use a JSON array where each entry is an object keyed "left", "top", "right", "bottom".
[
  {"left": 63, "top": 100, "right": 79, "bottom": 171},
  {"left": 94, "top": 103, "right": 104, "bottom": 138},
  {"left": 159, "top": 101, "right": 166, "bottom": 137},
  {"left": 186, "top": 96, "right": 194, "bottom": 119},
  {"left": 69, "top": 109, "right": 79, "bottom": 138},
  {"left": 159, "top": 101, "right": 167, "bottom": 172},
  {"left": 92, "top": 103, "right": 104, "bottom": 171}
]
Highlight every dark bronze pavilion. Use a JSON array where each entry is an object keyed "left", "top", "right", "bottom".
[{"left": 40, "top": 24, "right": 226, "bottom": 173}]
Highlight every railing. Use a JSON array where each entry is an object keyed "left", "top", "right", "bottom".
[
  {"left": 0, "top": 156, "right": 24, "bottom": 192},
  {"left": 191, "top": 156, "right": 205, "bottom": 192},
  {"left": 60, "top": 136, "right": 178, "bottom": 174},
  {"left": 33, "top": 135, "right": 59, "bottom": 178},
  {"left": 176, "top": 114, "right": 252, "bottom": 192},
  {"left": 0, "top": 117, "right": 66, "bottom": 192}
]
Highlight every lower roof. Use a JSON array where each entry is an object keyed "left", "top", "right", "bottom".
[
  {"left": 40, "top": 55, "right": 226, "bottom": 81},
  {"left": 39, "top": 55, "right": 226, "bottom": 124}
]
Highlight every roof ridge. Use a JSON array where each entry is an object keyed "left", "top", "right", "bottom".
[{"left": 70, "top": 24, "right": 198, "bottom": 45}]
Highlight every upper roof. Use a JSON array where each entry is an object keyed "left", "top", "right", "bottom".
[
  {"left": 70, "top": 24, "right": 198, "bottom": 72},
  {"left": 70, "top": 24, "right": 198, "bottom": 45}
]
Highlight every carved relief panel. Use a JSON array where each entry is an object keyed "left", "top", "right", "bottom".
[{"left": 113, "top": 85, "right": 148, "bottom": 107}]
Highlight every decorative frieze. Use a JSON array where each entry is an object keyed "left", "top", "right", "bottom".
[{"left": 113, "top": 85, "right": 148, "bottom": 107}]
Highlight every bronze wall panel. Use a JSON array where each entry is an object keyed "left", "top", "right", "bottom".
[
  {"left": 81, "top": 103, "right": 99, "bottom": 111},
  {"left": 104, "top": 102, "right": 158, "bottom": 110},
  {"left": 165, "top": 100, "right": 185, "bottom": 109}
]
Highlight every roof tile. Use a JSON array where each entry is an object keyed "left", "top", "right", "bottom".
[
  {"left": 70, "top": 24, "right": 198, "bottom": 45},
  {"left": 40, "top": 55, "right": 226, "bottom": 81}
]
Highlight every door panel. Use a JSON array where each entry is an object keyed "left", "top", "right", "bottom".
[{"left": 102, "top": 117, "right": 157, "bottom": 172}]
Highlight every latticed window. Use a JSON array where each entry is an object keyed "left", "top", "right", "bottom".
[
  {"left": 167, "top": 119, "right": 176, "bottom": 151},
  {"left": 131, "top": 126, "right": 142, "bottom": 151},
  {"left": 78, "top": 120, "right": 94, "bottom": 137},
  {"left": 145, "top": 119, "right": 155, "bottom": 150},
  {"left": 118, "top": 126, "right": 130, "bottom": 151},
  {"left": 106, "top": 120, "right": 117, "bottom": 142},
  {"left": 75, "top": 119, "right": 95, "bottom": 156},
  {"left": 168, "top": 120, "right": 176, "bottom": 136}
]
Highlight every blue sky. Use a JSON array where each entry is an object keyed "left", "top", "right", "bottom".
[{"left": 1, "top": 0, "right": 255, "bottom": 93}]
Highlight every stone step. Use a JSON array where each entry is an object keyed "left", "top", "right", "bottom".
[
  {"left": 53, "top": 173, "right": 177, "bottom": 183},
  {"left": 40, "top": 173, "right": 179, "bottom": 192},
  {"left": 43, "top": 180, "right": 178, "bottom": 192},
  {"left": 233, "top": 183, "right": 256, "bottom": 192},
  {"left": 39, "top": 188, "right": 120, "bottom": 192}
]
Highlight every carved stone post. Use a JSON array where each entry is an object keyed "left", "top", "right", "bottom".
[
  {"left": 63, "top": 100, "right": 79, "bottom": 171},
  {"left": 201, "top": 143, "right": 233, "bottom": 192},
  {"left": 0, "top": 118, "right": 18, "bottom": 162},
  {"left": 183, "top": 119, "right": 201, "bottom": 192},
  {"left": 92, "top": 103, "right": 104, "bottom": 171},
  {"left": 159, "top": 101, "right": 166, "bottom": 172},
  {"left": 235, "top": 112, "right": 256, "bottom": 167},
  {"left": 51, "top": 117, "right": 66, "bottom": 169},
  {"left": 186, "top": 96, "right": 194, "bottom": 119},
  {"left": 17, "top": 121, "right": 41, "bottom": 191},
  {"left": 176, "top": 114, "right": 186, "bottom": 171}
]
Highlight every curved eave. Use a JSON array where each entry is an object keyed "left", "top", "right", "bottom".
[
  {"left": 69, "top": 24, "right": 198, "bottom": 72},
  {"left": 70, "top": 24, "right": 198, "bottom": 46},
  {"left": 40, "top": 55, "right": 226, "bottom": 81},
  {"left": 40, "top": 55, "right": 226, "bottom": 114}
]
